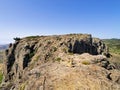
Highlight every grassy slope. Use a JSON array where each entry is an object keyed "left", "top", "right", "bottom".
[
  {"left": 0, "top": 66, "right": 3, "bottom": 84},
  {"left": 103, "top": 39, "right": 120, "bottom": 70},
  {"left": 0, "top": 52, "right": 3, "bottom": 63},
  {"left": 0, "top": 52, "right": 3, "bottom": 84},
  {"left": 103, "top": 39, "right": 120, "bottom": 55}
]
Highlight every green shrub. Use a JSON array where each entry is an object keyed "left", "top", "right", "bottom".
[
  {"left": 13, "top": 37, "right": 21, "bottom": 41},
  {"left": 56, "top": 58, "right": 61, "bottom": 62},
  {"left": 19, "top": 82, "right": 28, "bottom": 90},
  {"left": 26, "top": 36, "right": 39, "bottom": 39},
  {"left": 81, "top": 61, "right": 90, "bottom": 65}
]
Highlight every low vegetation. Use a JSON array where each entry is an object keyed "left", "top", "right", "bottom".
[
  {"left": 81, "top": 61, "right": 90, "bottom": 65},
  {"left": 56, "top": 58, "right": 61, "bottom": 62},
  {"left": 0, "top": 72, "right": 3, "bottom": 84},
  {"left": 103, "top": 39, "right": 120, "bottom": 70},
  {"left": 0, "top": 52, "right": 3, "bottom": 63},
  {"left": 13, "top": 37, "right": 21, "bottom": 41},
  {"left": 0, "top": 63, "right": 3, "bottom": 84},
  {"left": 19, "top": 82, "right": 28, "bottom": 90},
  {"left": 103, "top": 39, "right": 120, "bottom": 55},
  {"left": 26, "top": 36, "right": 40, "bottom": 39},
  {"left": 0, "top": 52, "right": 3, "bottom": 84}
]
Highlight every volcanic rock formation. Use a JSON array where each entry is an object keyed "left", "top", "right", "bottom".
[{"left": 1, "top": 34, "right": 120, "bottom": 90}]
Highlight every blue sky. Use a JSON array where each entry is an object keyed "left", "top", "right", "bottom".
[{"left": 0, "top": 0, "right": 120, "bottom": 44}]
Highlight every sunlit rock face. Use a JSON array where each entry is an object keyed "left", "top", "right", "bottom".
[{"left": 1, "top": 34, "right": 120, "bottom": 90}]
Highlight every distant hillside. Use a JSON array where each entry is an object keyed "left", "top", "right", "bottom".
[
  {"left": 103, "top": 39, "right": 120, "bottom": 55},
  {"left": 103, "top": 39, "right": 120, "bottom": 71},
  {"left": 0, "top": 44, "right": 8, "bottom": 51},
  {"left": 0, "top": 44, "right": 8, "bottom": 63}
]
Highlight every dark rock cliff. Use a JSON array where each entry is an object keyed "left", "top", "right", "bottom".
[{"left": 1, "top": 34, "right": 120, "bottom": 90}]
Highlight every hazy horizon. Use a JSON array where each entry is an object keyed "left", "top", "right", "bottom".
[{"left": 0, "top": 0, "right": 120, "bottom": 44}]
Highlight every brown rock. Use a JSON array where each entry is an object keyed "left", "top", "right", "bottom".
[{"left": 1, "top": 34, "right": 120, "bottom": 90}]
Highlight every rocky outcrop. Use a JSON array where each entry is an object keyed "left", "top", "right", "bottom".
[{"left": 1, "top": 34, "right": 120, "bottom": 90}]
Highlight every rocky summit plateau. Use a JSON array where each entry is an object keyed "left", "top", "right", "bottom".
[{"left": 1, "top": 34, "right": 120, "bottom": 90}]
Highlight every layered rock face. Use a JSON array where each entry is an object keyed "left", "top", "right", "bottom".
[{"left": 1, "top": 34, "right": 120, "bottom": 90}]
